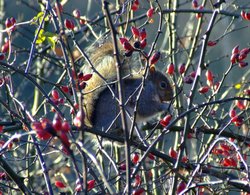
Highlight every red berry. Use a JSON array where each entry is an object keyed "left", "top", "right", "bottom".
[
  {"left": 206, "top": 70, "right": 213, "bottom": 86},
  {"left": 189, "top": 71, "right": 196, "bottom": 78},
  {"left": 167, "top": 63, "right": 175, "bottom": 75},
  {"left": 198, "top": 86, "right": 209, "bottom": 94},
  {"left": 82, "top": 74, "right": 92, "bottom": 81},
  {"left": 131, "top": 0, "right": 139, "bottom": 11},
  {"left": 140, "top": 39, "right": 147, "bottom": 49},
  {"left": 62, "top": 121, "right": 71, "bottom": 133},
  {"left": 36, "top": 129, "right": 52, "bottom": 140},
  {"left": 238, "top": 61, "right": 248, "bottom": 68},
  {"left": 60, "top": 85, "right": 69, "bottom": 93},
  {"left": 240, "top": 48, "right": 250, "bottom": 55},
  {"left": 139, "top": 28, "right": 147, "bottom": 40},
  {"left": 52, "top": 114, "right": 62, "bottom": 132},
  {"left": 238, "top": 53, "right": 247, "bottom": 62},
  {"left": 244, "top": 89, "right": 250, "bottom": 96},
  {"left": 5, "top": 17, "right": 16, "bottom": 31},
  {"left": 131, "top": 4, "right": 139, "bottom": 11},
  {"left": 64, "top": 19, "right": 74, "bottom": 30},
  {"left": 1, "top": 41, "right": 9, "bottom": 53},
  {"left": 244, "top": 12, "right": 250, "bottom": 20},
  {"left": 132, "top": 188, "right": 145, "bottom": 195},
  {"left": 5, "top": 18, "right": 12, "bottom": 28},
  {"left": 58, "top": 98, "right": 64, "bottom": 104},
  {"left": 73, "top": 110, "right": 84, "bottom": 127},
  {"left": 79, "top": 18, "right": 86, "bottom": 25},
  {"left": 8, "top": 142, "right": 13, "bottom": 150},
  {"left": 229, "top": 109, "right": 236, "bottom": 118},
  {"left": 31, "top": 121, "right": 43, "bottom": 131},
  {"left": 181, "top": 156, "right": 188, "bottom": 163},
  {"left": 236, "top": 100, "right": 246, "bottom": 110},
  {"left": 55, "top": 180, "right": 66, "bottom": 188},
  {"left": 231, "top": 116, "right": 243, "bottom": 127},
  {"left": 87, "top": 180, "right": 95, "bottom": 191},
  {"left": 241, "top": 10, "right": 250, "bottom": 20},
  {"left": 192, "top": 0, "right": 198, "bottom": 8},
  {"left": 207, "top": 41, "right": 217, "bottom": 47},
  {"left": 169, "top": 147, "right": 177, "bottom": 159},
  {"left": 132, "top": 174, "right": 141, "bottom": 187},
  {"left": 178, "top": 63, "right": 185, "bottom": 74},
  {"left": 32, "top": 121, "right": 53, "bottom": 140},
  {"left": 119, "top": 37, "right": 129, "bottom": 45},
  {"left": 134, "top": 0, "right": 139, "bottom": 5},
  {"left": 220, "top": 143, "right": 231, "bottom": 152},
  {"left": 160, "top": 114, "right": 172, "bottom": 127},
  {"left": 123, "top": 41, "right": 134, "bottom": 51},
  {"left": 132, "top": 153, "right": 139, "bottom": 164},
  {"left": 73, "top": 9, "right": 81, "bottom": 18},
  {"left": 149, "top": 51, "right": 161, "bottom": 65},
  {"left": 51, "top": 89, "right": 60, "bottom": 100},
  {"left": 131, "top": 26, "right": 140, "bottom": 38},
  {"left": 222, "top": 150, "right": 230, "bottom": 157},
  {"left": 147, "top": 7, "right": 154, "bottom": 18},
  {"left": 60, "top": 132, "right": 70, "bottom": 148},
  {"left": 73, "top": 117, "right": 81, "bottom": 127},
  {"left": 232, "top": 45, "right": 240, "bottom": 54},
  {"left": 119, "top": 163, "right": 126, "bottom": 171},
  {"left": 230, "top": 53, "right": 239, "bottom": 64},
  {"left": 214, "top": 149, "right": 223, "bottom": 156},
  {"left": 10, "top": 17, "right": 16, "bottom": 26},
  {"left": 206, "top": 70, "right": 213, "bottom": 82},
  {"left": 221, "top": 157, "right": 237, "bottom": 167},
  {"left": 74, "top": 103, "right": 79, "bottom": 110},
  {"left": 241, "top": 10, "right": 247, "bottom": 20},
  {"left": 0, "top": 126, "right": 3, "bottom": 133},
  {"left": 177, "top": 181, "right": 186, "bottom": 194}
]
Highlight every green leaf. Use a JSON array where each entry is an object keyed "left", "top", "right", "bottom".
[
  {"left": 32, "top": 11, "right": 49, "bottom": 25},
  {"left": 35, "top": 29, "right": 46, "bottom": 44},
  {"left": 33, "top": 12, "right": 44, "bottom": 22},
  {"left": 47, "top": 36, "right": 56, "bottom": 50}
]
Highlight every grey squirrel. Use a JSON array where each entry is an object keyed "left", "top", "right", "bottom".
[{"left": 81, "top": 36, "right": 173, "bottom": 136}]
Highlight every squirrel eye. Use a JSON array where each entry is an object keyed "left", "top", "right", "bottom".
[{"left": 160, "top": 81, "right": 167, "bottom": 89}]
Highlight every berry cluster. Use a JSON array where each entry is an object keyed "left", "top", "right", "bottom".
[
  {"left": 230, "top": 45, "right": 249, "bottom": 68},
  {"left": 31, "top": 114, "right": 71, "bottom": 155}
]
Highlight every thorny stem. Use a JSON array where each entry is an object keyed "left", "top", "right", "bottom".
[
  {"left": 171, "top": 9, "right": 219, "bottom": 194},
  {"left": 102, "top": 1, "right": 130, "bottom": 194},
  {"left": 25, "top": 1, "right": 49, "bottom": 73}
]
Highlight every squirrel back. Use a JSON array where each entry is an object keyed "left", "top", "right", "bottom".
[{"left": 81, "top": 37, "right": 173, "bottom": 132}]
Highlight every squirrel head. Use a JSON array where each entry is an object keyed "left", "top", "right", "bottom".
[{"left": 147, "top": 66, "right": 173, "bottom": 102}]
